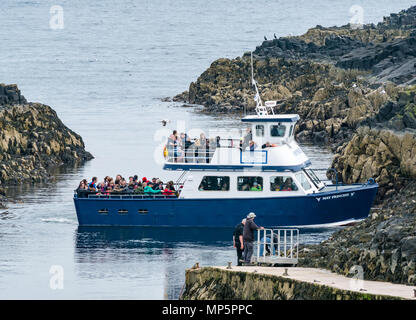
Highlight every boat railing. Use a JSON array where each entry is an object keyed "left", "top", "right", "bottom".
[
  {"left": 165, "top": 138, "right": 241, "bottom": 164},
  {"left": 87, "top": 194, "right": 177, "bottom": 199},
  {"left": 74, "top": 190, "right": 179, "bottom": 199},
  {"left": 254, "top": 228, "right": 299, "bottom": 266},
  {"left": 305, "top": 168, "right": 339, "bottom": 190}
]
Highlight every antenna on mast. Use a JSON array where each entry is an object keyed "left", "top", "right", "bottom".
[{"left": 250, "top": 52, "right": 266, "bottom": 115}]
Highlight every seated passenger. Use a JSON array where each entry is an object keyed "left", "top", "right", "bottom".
[
  {"left": 143, "top": 182, "right": 162, "bottom": 194},
  {"left": 114, "top": 179, "right": 128, "bottom": 193},
  {"left": 77, "top": 180, "right": 87, "bottom": 190},
  {"left": 76, "top": 180, "right": 89, "bottom": 198},
  {"left": 271, "top": 183, "right": 280, "bottom": 191},
  {"left": 166, "top": 181, "right": 176, "bottom": 192},
  {"left": 281, "top": 178, "right": 294, "bottom": 191},
  {"left": 262, "top": 142, "right": 277, "bottom": 149},
  {"left": 88, "top": 177, "right": 98, "bottom": 192},
  {"left": 250, "top": 182, "right": 262, "bottom": 191},
  {"left": 162, "top": 187, "right": 174, "bottom": 196}
]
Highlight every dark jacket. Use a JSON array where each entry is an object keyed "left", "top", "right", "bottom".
[
  {"left": 233, "top": 223, "right": 244, "bottom": 245},
  {"left": 243, "top": 218, "right": 259, "bottom": 242}
]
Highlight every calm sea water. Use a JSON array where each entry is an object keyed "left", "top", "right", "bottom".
[{"left": 0, "top": 0, "right": 413, "bottom": 299}]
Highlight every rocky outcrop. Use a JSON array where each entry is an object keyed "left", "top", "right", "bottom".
[
  {"left": 299, "top": 181, "right": 416, "bottom": 286},
  {"left": 177, "top": 56, "right": 394, "bottom": 145},
  {"left": 174, "top": 5, "right": 416, "bottom": 146},
  {"left": 0, "top": 84, "right": 93, "bottom": 185},
  {"left": 0, "top": 83, "right": 27, "bottom": 105},
  {"left": 331, "top": 127, "right": 416, "bottom": 199}
]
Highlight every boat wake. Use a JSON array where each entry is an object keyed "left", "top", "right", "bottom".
[
  {"left": 41, "top": 217, "right": 77, "bottom": 224},
  {"left": 287, "top": 218, "right": 363, "bottom": 229}
]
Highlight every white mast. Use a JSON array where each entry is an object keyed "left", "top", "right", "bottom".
[{"left": 251, "top": 52, "right": 272, "bottom": 116}]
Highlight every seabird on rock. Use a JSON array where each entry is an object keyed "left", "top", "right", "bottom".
[
  {"left": 264, "top": 36, "right": 267, "bottom": 41},
  {"left": 274, "top": 33, "right": 277, "bottom": 39}
]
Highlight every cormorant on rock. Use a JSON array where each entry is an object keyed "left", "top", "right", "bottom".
[
  {"left": 264, "top": 36, "right": 267, "bottom": 41},
  {"left": 274, "top": 33, "right": 277, "bottom": 39}
]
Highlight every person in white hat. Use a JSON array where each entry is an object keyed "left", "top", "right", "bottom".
[{"left": 243, "top": 212, "right": 264, "bottom": 264}]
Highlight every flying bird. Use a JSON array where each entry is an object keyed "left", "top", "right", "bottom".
[{"left": 160, "top": 120, "right": 170, "bottom": 126}]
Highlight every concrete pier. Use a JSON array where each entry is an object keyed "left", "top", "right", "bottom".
[{"left": 182, "top": 266, "right": 416, "bottom": 300}]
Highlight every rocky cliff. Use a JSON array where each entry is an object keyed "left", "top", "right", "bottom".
[
  {"left": 174, "top": 5, "right": 416, "bottom": 146},
  {"left": 331, "top": 127, "right": 416, "bottom": 199},
  {"left": 0, "top": 83, "right": 93, "bottom": 186},
  {"left": 299, "top": 180, "right": 416, "bottom": 286}
]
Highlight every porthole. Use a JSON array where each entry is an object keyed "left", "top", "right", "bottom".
[
  {"left": 118, "top": 209, "right": 128, "bottom": 215},
  {"left": 98, "top": 209, "right": 109, "bottom": 215}
]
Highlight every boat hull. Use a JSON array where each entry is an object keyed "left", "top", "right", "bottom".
[{"left": 74, "top": 183, "right": 378, "bottom": 227}]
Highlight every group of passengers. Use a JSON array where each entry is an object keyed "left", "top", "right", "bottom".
[
  {"left": 76, "top": 175, "right": 177, "bottom": 197},
  {"left": 165, "top": 128, "right": 277, "bottom": 163},
  {"left": 166, "top": 130, "right": 219, "bottom": 163}
]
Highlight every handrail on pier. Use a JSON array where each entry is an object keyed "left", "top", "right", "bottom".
[{"left": 255, "top": 228, "right": 299, "bottom": 266}]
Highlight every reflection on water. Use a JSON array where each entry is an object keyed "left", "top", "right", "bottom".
[
  {"left": 73, "top": 226, "right": 339, "bottom": 299},
  {"left": 76, "top": 226, "right": 234, "bottom": 249}
]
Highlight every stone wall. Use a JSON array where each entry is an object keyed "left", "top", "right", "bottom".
[{"left": 181, "top": 267, "right": 402, "bottom": 300}]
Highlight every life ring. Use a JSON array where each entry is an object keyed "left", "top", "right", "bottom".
[{"left": 163, "top": 145, "right": 168, "bottom": 158}]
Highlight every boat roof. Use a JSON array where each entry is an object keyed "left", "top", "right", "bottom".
[{"left": 241, "top": 114, "right": 300, "bottom": 123}]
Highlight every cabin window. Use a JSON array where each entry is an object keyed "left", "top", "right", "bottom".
[
  {"left": 237, "top": 176, "right": 263, "bottom": 191},
  {"left": 295, "top": 172, "right": 312, "bottom": 191},
  {"left": 270, "top": 176, "right": 298, "bottom": 191},
  {"left": 289, "top": 125, "right": 294, "bottom": 137},
  {"left": 198, "top": 176, "right": 230, "bottom": 191},
  {"left": 270, "top": 124, "right": 286, "bottom": 137},
  {"left": 255, "top": 125, "right": 264, "bottom": 137}
]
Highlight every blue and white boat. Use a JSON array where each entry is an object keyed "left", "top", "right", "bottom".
[
  {"left": 73, "top": 56, "right": 378, "bottom": 227},
  {"left": 73, "top": 112, "right": 378, "bottom": 227}
]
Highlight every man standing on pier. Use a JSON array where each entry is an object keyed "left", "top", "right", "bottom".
[
  {"left": 243, "top": 212, "right": 264, "bottom": 264},
  {"left": 233, "top": 218, "right": 246, "bottom": 266}
]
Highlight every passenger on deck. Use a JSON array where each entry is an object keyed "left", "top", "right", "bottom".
[
  {"left": 162, "top": 181, "right": 176, "bottom": 196},
  {"left": 182, "top": 133, "right": 192, "bottom": 163},
  {"left": 128, "top": 176, "right": 136, "bottom": 191},
  {"left": 196, "top": 133, "right": 209, "bottom": 164},
  {"left": 166, "top": 181, "right": 176, "bottom": 192},
  {"left": 77, "top": 180, "right": 87, "bottom": 191},
  {"left": 115, "top": 174, "right": 122, "bottom": 185},
  {"left": 242, "top": 128, "right": 252, "bottom": 149},
  {"left": 167, "top": 130, "right": 179, "bottom": 162},
  {"left": 76, "top": 180, "right": 89, "bottom": 198},
  {"left": 88, "top": 177, "right": 98, "bottom": 191},
  {"left": 114, "top": 178, "right": 128, "bottom": 192},
  {"left": 143, "top": 181, "right": 162, "bottom": 194},
  {"left": 247, "top": 140, "right": 257, "bottom": 151},
  {"left": 262, "top": 142, "right": 277, "bottom": 149}
]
